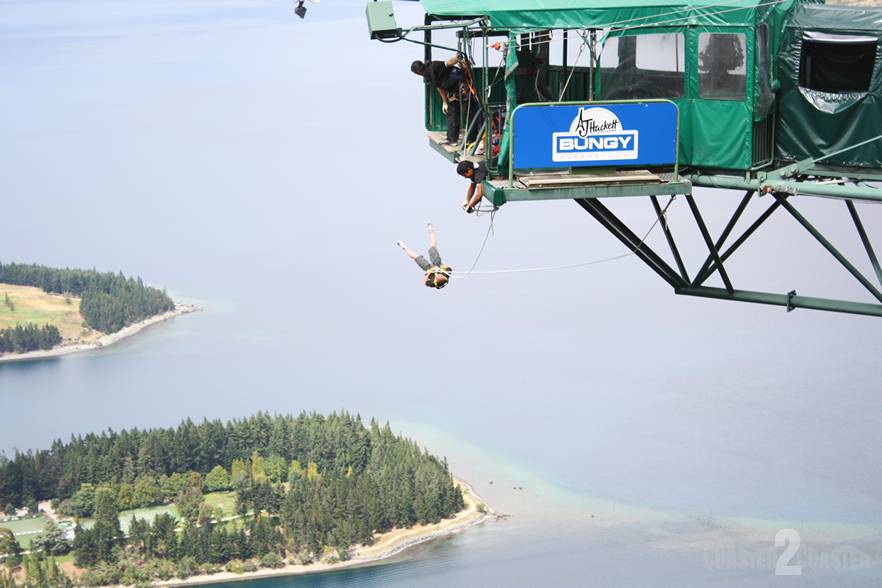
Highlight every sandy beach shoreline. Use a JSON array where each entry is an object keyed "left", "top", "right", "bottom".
[
  {"left": 0, "top": 303, "right": 198, "bottom": 364},
  {"left": 145, "top": 478, "right": 494, "bottom": 588}
]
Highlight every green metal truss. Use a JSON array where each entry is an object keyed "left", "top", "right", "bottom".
[{"left": 575, "top": 191, "right": 882, "bottom": 318}]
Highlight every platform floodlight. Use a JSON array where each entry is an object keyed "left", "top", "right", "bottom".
[
  {"left": 295, "top": 0, "right": 306, "bottom": 19},
  {"left": 366, "top": 1, "right": 400, "bottom": 39}
]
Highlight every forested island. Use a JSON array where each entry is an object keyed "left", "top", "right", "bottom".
[
  {"left": 0, "top": 263, "right": 187, "bottom": 358},
  {"left": 0, "top": 413, "right": 481, "bottom": 587}
]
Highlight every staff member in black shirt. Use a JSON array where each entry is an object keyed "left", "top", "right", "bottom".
[
  {"left": 411, "top": 54, "right": 480, "bottom": 146},
  {"left": 456, "top": 160, "right": 488, "bottom": 213}
]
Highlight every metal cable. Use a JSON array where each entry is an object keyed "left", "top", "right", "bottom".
[
  {"left": 558, "top": 30, "right": 589, "bottom": 101},
  {"left": 410, "top": 0, "right": 788, "bottom": 50},
  {"left": 452, "top": 196, "right": 677, "bottom": 278},
  {"left": 453, "top": 210, "right": 497, "bottom": 279}
]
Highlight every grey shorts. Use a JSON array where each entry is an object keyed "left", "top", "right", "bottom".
[{"left": 415, "top": 246, "right": 442, "bottom": 271}]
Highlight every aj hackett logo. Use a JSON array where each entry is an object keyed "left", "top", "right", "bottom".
[
  {"left": 552, "top": 107, "right": 639, "bottom": 162},
  {"left": 512, "top": 101, "right": 676, "bottom": 169}
]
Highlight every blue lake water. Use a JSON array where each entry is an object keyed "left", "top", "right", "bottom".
[{"left": 1, "top": 0, "right": 882, "bottom": 585}]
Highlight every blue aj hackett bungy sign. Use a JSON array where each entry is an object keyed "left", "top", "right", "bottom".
[{"left": 512, "top": 102, "right": 678, "bottom": 170}]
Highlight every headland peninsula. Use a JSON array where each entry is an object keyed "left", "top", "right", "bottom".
[{"left": 0, "top": 262, "right": 196, "bottom": 363}]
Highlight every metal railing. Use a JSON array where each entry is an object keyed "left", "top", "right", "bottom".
[{"left": 751, "top": 114, "right": 774, "bottom": 168}]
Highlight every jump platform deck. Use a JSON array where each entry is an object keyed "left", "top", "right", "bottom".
[
  {"left": 483, "top": 172, "right": 691, "bottom": 207},
  {"left": 427, "top": 131, "right": 485, "bottom": 163}
]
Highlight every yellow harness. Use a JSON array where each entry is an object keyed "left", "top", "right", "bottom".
[{"left": 424, "top": 265, "right": 453, "bottom": 289}]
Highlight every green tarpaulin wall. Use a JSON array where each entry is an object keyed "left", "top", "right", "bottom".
[
  {"left": 776, "top": 4, "right": 882, "bottom": 168},
  {"left": 421, "top": 0, "right": 809, "bottom": 171}
]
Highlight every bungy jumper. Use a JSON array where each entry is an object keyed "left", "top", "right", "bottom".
[{"left": 367, "top": 0, "right": 882, "bottom": 317}]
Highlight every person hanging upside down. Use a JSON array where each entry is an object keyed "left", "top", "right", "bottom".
[
  {"left": 456, "top": 160, "right": 488, "bottom": 213},
  {"left": 396, "top": 222, "right": 453, "bottom": 289}
]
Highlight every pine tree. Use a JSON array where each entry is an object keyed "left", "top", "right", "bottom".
[
  {"left": 0, "top": 528, "right": 21, "bottom": 570},
  {"left": 91, "top": 487, "right": 122, "bottom": 563}
]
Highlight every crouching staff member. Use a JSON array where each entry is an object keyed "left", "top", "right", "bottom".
[
  {"left": 410, "top": 55, "right": 467, "bottom": 145},
  {"left": 456, "top": 160, "right": 488, "bottom": 214},
  {"left": 396, "top": 222, "right": 453, "bottom": 289}
]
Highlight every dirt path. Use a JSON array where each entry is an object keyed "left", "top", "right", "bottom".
[{"left": 38, "top": 500, "right": 60, "bottom": 524}]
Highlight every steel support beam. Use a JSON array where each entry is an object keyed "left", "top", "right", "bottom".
[
  {"left": 695, "top": 198, "right": 782, "bottom": 286},
  {"left": 574, "top": 192, "right": 881, "bottom": 318},
  {"left": 693, "top": 190, "right": 753, "bottom": 287},
  {"left": 676, "top": 286, "right": 882, "bottom": 318},
  {"left": 688, "top": 173, "right": 882, "bottom": 203},
  {"left": 576, "top": 198, "right": 687, "bottom": 289},
  {"left": 773, "top": 194, "right": 882, "bottom": 304},
  {"left": 650, "top": 195, "right": 689, "bottom": 283},
  {"left": 846, "top": 200, "right": 882, "bottom": 288},
  {"left": 810, "top": 165, "right": 882, "bottom": 182},
  {"left": 686, "top": 194, "right": 734, "bottom": 293}
]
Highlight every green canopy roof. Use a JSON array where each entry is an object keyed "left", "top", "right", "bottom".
[
  {"left": 421, "top": 0, "right": 774, "bottom": 28},
  {"left": 787, "top": 3, "right": 882, "bottom": 30}
]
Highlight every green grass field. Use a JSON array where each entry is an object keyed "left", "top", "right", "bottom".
[
  {"left": 117, "top": 504, "right": 179, "bottom": 530},
  {"left": 80, "top": 504, "right": 179, "bottom": 533},
  {"left": 0, "top": 515, "right": 48, "bottom": 549},
  {"left": 204, "top": 491, "right": 237, "bottom": 517},
  {"left": 0, "top": 283, "right": 94, "bottom": 340},
  {"left": 3, "top": 492, "right": 236, "bottom": 550}
]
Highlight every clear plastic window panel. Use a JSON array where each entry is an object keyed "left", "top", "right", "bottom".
[
  {"left": 599, "top": 33, "right": 685, "bottom": 99},
  {"left": 636, "top": 33, "right": 685, "bottom": 72},
  {"left": 698, "top": 33, "right": 747, "bottom": 100}
]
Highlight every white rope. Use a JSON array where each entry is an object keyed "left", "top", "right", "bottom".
[{"left": 452, "top": 196, "right": 676, "bottom": 278}]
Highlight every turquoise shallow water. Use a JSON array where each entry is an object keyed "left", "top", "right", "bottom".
[{"left": 2, "top": 0, "right": 882, "bottom": 584}]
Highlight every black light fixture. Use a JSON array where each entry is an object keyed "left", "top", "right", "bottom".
[{"left": 294, "top": 0, "right": 306, "bottom": 18}]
